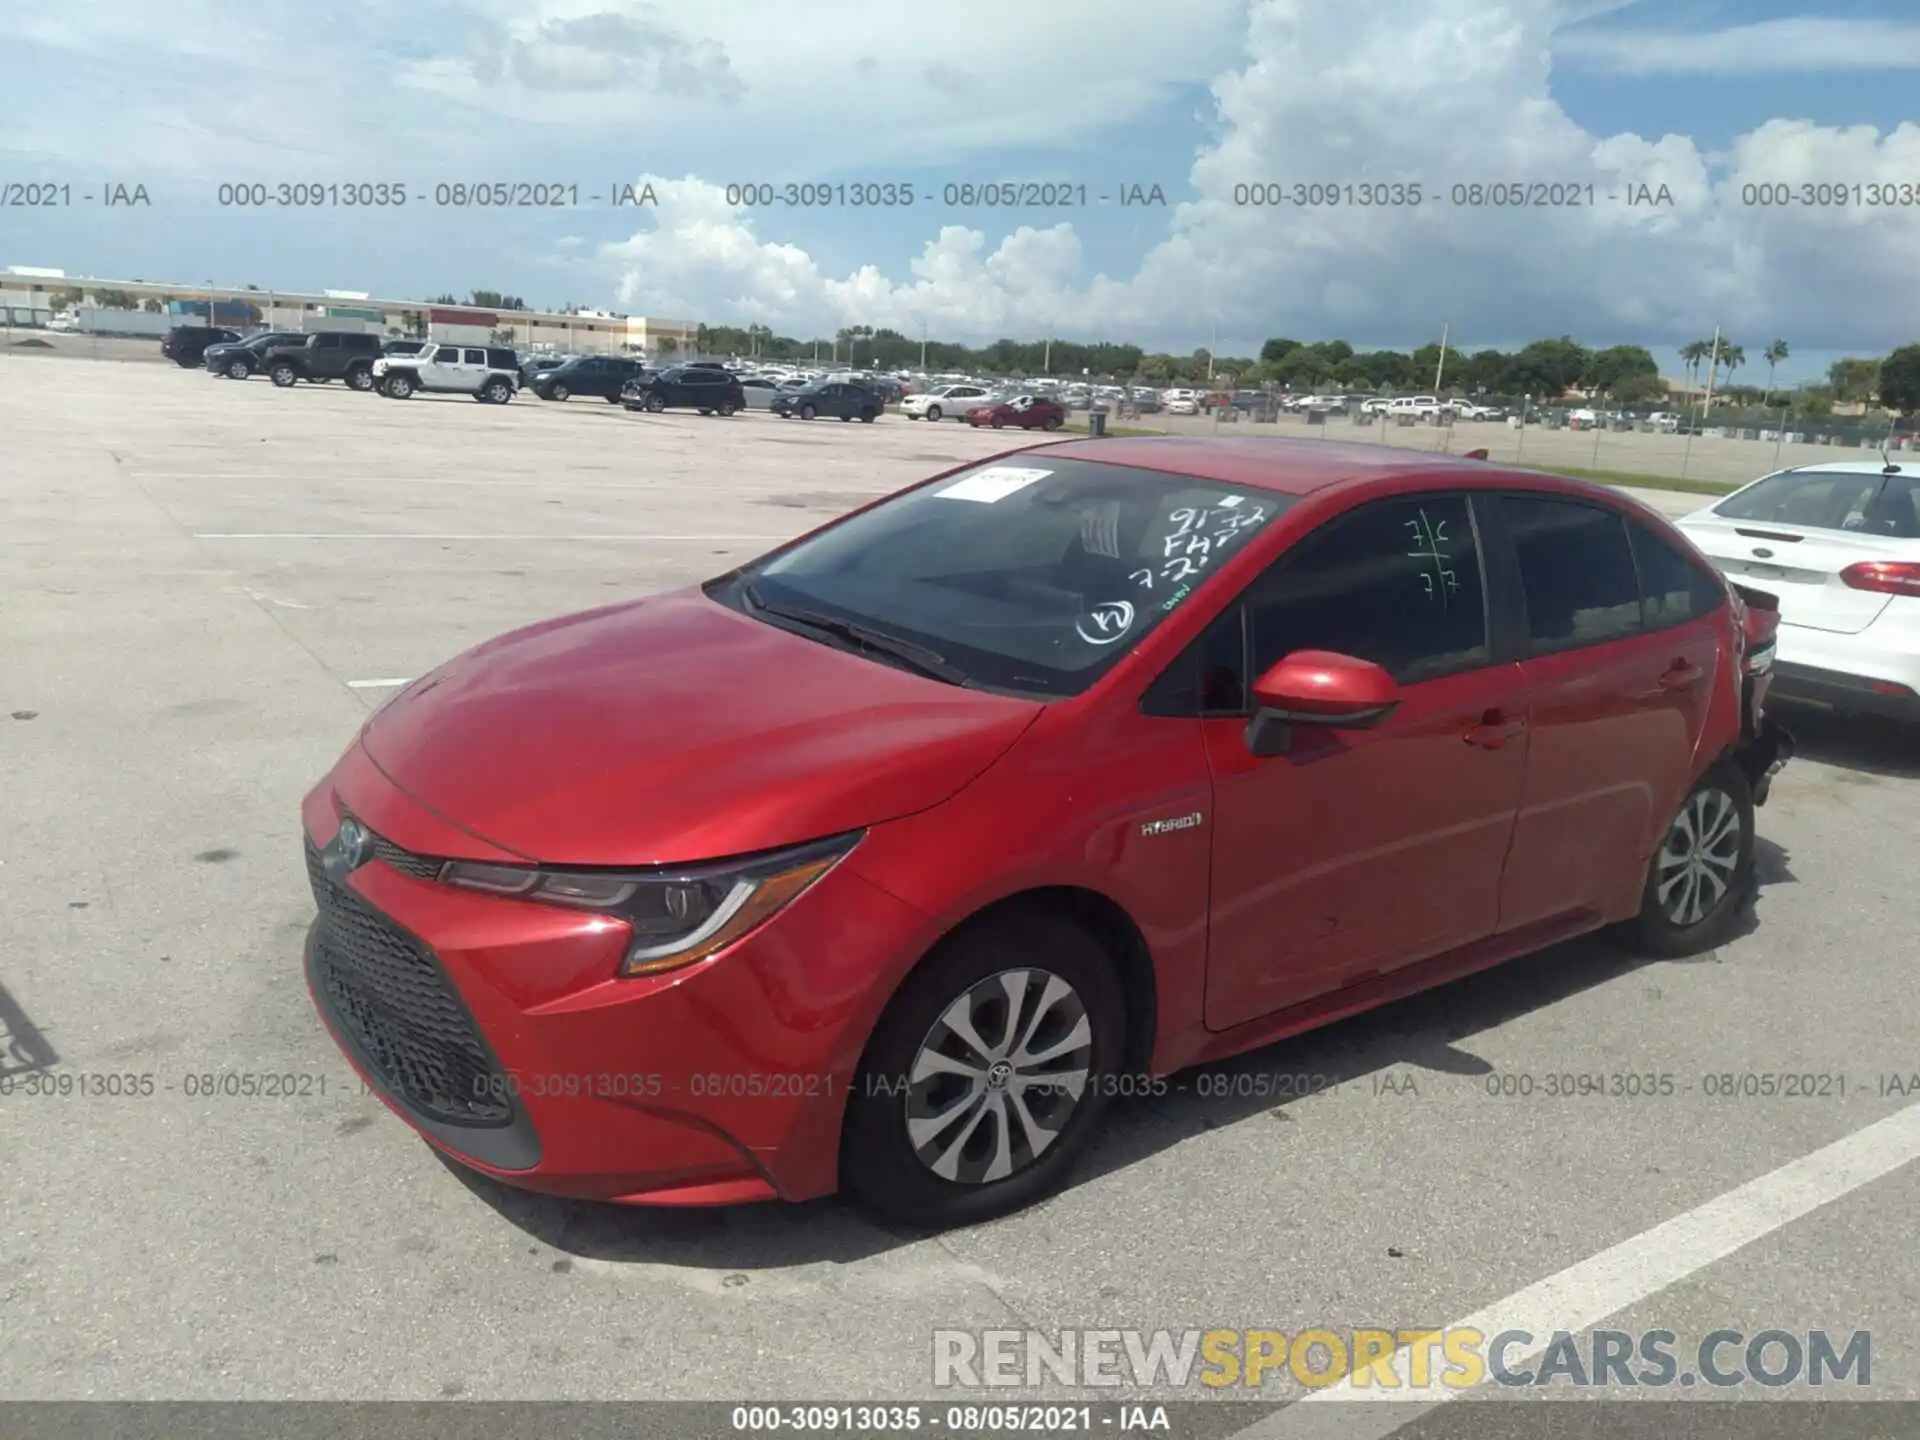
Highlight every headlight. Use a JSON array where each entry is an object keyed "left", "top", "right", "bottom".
[{"left": 437, "top": 832, "right": 860, "bottom": 977}]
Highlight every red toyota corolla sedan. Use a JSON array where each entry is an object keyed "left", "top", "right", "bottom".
[
  {"left": 302, "top": 438, "right": 1791, "bottom": 1227},
  {"left": 967, "top": 395, "right": 1066, "bottom": 430}
]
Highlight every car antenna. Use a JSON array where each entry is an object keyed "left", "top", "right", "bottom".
[{"left": 1880, "top": 419, "right": 1901, "bottom": 474}]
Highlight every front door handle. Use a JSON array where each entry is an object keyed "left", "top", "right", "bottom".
[
  {"left": 1464, "top": 711, "right": 1527, "bottom": 748},
  {"left": 1659, "top": 661, "right": 1704, "bottom": 687}
]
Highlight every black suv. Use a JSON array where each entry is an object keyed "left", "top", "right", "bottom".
[
  {"left": 770, "top": 380, "right": 882, "bottom": 422},
  {"left": 620, "top": 365, "right": 746, "bottom": 415},
  {"left": 531, "top": 355, "right": 646, "bottom": 402},
  {"left": 161, "top": 326, "right": 240, "bottom": 368},
  {"left": 205, "top": 332, "right": 307, "bottom": 379},
  {"left": 262, "top": 332, "right": 385, "bottom": 390}
]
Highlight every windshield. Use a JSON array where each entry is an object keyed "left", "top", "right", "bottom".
[
  {"left": 718, "top": 457, "right": 1295, "bottom": 696},
  {"left": 1714, "top": 468, "right": 1920, "bottom": 539}
]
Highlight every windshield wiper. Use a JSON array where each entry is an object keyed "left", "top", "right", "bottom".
[{"left": 742, "top": 583, "right": 970, "bottom": 686}]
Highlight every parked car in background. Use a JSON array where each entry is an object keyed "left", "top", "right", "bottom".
[
  {"left": 966, "top": 395, "right": 1066, "bottom": 430},
  {"left": 161, "top": 325, "right": 241, "bottom": 368},
  {"left": 902, "top": 383, "right": 992, "bottom": 422},
  {"left": 520, "top": 356, "right": 567, "bottom": 385},
  {"left": 1165, "top": 395, "right": 1199, "bottom": 415},
  {"left": 372, "top": 343, "right": 520, "bottom": 403},
  {"left": 1676, "top": 462, "right": 1920, "bottom": 723},
  {"left": 771, "top": 381, "right": 882, "bottom": 422},
  {"left": 737, "top": 376, "right": 785, "bottom": 410},
  {"left": 530, "top": 355, "right": 645, "bottom": 402},
  {"left": 297, "top": 440, "right": 1789, "bottom": 1228},
  {"left": 1448, "top": 400, "right": 1504, "bottom": 421},
  {"left": 1386, "top": 395, "right": 1443, "bottom": 419},
  {"left": 263, "top": 332, "right": 385, "bottom": 390},
  {"left": 204, "top": 332, "right": 308, "bottom": 379},
  {"left": 620, "top": 365, "right": 746, "bottom": 415},
  {"left": 383, "top": 339, "right": 427, "bottom": 357}
]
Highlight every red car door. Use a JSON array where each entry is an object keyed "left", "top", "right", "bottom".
[
  {"left": 1487, "top": 493, "right": 1721, "bottom": 930},
  {"left": 1200, "top": 491, "right": 1529, "bottom": 1031}
]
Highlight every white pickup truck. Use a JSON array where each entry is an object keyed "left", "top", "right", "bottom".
[{"left": 1386, "top": 395, "right": 1442, "bottom": 418}]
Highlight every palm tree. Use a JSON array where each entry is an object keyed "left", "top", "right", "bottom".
[
  {"left": 1762, "top": 339, "right": 1789, "bottom": 406},
  {"left": 1718, "top": 343, "right": 1744, "bottom": 392},
  {"left": 1679, "top": 340, "right": 1708, "bottom": 394}
]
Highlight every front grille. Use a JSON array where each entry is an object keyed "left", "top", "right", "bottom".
[
  {"left": 369, "top": 833, "right": 444, "bottom": 880},
  {"left": 305, "top": 840, "right": 510, "bottom": 1127}
]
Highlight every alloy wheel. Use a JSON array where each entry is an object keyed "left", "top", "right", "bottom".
[
  {"left": 906, "top": 968, "right": 1093, "bottom": 1185},
  {"left": 1655, "top": 786, "right": 1742, "bottom": 926}
]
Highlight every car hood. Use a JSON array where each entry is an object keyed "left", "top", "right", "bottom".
[{"left": 360, "top": 588, "right": 1044, "bottom": 867}]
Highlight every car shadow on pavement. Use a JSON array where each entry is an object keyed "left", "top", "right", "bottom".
[{"left": 1768, "top": 706, "right": 1920, "bottom": 781}]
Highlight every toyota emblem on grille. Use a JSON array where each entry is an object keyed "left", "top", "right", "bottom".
[{"left": 325, "top": 816, "right": 375, "bottom": 877}]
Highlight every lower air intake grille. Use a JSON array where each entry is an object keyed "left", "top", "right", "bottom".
[{"left": 306, "top": 840, "right": 510, "bottom": 1127}]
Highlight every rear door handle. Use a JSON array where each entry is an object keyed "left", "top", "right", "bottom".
[
  {"left": 1464, "top": 711, "right": 1527, "bottom": 748},
  {"left": 1656, "top": 661, "right": 1704, "bottom": 690}
]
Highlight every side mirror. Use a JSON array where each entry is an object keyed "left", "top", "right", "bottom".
[{"left": 1245, "top": 651, "right": 1401, "bottom": 757}]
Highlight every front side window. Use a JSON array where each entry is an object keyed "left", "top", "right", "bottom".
[
  {"left": 1246, "top": 493, "right": 1490, "bottom": 685},
  {"left": 1500, "top": 495, "right": 1643, "bottom": 653},
  {"left": 719, "top": 458, "right": 1295, "bottom": 696}
]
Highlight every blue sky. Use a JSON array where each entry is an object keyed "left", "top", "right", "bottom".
[{"left": 5, "top": 0, "right": 1919, "bottom": 382}]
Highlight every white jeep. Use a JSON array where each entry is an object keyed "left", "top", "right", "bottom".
[{"left": 373, "top": 343, "right": 520, "bottom": 403}]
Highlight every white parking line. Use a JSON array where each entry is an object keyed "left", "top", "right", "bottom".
[
  {"left": 190, "top": 533, "right": 781, "bottom": 541},
  {"left": 1230, "top": 1100, "right": 1920, "bottom": 1439},
  {"left": 345, "top": 678, "right": 411, "bottom": 689}
]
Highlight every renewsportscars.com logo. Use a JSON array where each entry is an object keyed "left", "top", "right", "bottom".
[{"left": 932, "top": 1327, "right": 1871, "bottom": 1393}]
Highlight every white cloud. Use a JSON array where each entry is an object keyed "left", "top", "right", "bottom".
[
  {"left": 1555, "top": 17, "right": 1920, "bottom": 75},
  {"left": 587, "top": 1, "right": 1920, "bottom": 352}
]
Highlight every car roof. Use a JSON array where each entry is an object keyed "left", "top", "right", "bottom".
[
  {"left": 1747, "top": 460, "right": 1908, "bottom": 478},
  {"left": 1028, "top": 436, "right": 1626, "bottom": 499}
]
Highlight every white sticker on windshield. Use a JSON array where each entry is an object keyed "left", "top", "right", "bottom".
[{"left": 935, "top": 466, "right": 1052, "bottom": 503}]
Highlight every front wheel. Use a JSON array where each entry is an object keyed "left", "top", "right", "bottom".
[
  {"left": 925, "top": 405, "right": 943, "bottom": 422},
  {"left": 1626, "top": 760, "right": 1755, "bottom": 957},
  {"left": 346, "top": 367, "right": 374, "bottom": 391},
  {"left": 861, "top": 411, "right": 876, "bottom": 423},
  {"left": 226, "top": 359, "right": 250, "bottom": 380},
  {"left": 644, "top": 393, "right": 666, "bottom": 412},
  {"left": 799, "top": 403, "right": 816, "bottom": 420},
  {"left": 990, "top": 416, "right": 1004, "bottom": 428},
  {"left": 550, "top": 383, "right": 569, "bottom": 401},
  {"left": 719, "top": 401, "right": 738, "bottom": 417},
  {"left": 385, "top": 374, "right": 414, "bottom": 399},
  {"left": 841, "top": 909, "right": 1124, "bottom": 1228},
  {"left": 1043, "top": 416, "right": 1063, "bottom": 431}
]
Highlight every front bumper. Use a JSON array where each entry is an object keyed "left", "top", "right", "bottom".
[{"left": 299, "top": 744, "right": 930, "bottom": 1205}]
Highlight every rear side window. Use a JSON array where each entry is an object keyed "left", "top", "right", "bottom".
[
  {"left": 1627, "top": 520, "right": 1725, "bottom": 630},
  {"left": 487, "top": 349, "right": 517, "bottom": 368},
  {"left": 345, "top": 334, "right": 378, "bottom": 352},
  {"left": 1245, "top": 493, "right": 1490, "bottom": 685},
  {"left": 1500, "top": 496, "right": 1643, "bottom": 653}
]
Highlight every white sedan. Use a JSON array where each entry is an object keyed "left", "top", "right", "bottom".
[
  {"left": 1675, "top": 461, "right": 1920, "bottom": 722},
  {"left": 1164, "top": 396, "right": 1198, "bottom": 415},
  {"left": 901, "top": 383, "right": 991, "bottom": 421}
]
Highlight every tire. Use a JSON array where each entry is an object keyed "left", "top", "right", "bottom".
[
  {"left": 908, "top": 413, "right": 922, "bottom": 421},
  {"left": 840, "top": 413, "right": 852, "bottom": 422},
  {"left": 800, "top": 403, "right": 816, "bottom": 420},
  {"left": 1043, "top": 416, "right": 1063, "bottom": 431},
  {"left": 226, "top": 359, "right": 250, "bottom": 379},
  {"left": 269, "top": 363, "right": 297, "bottom": 387},
  {"left": 385, "top": 373, "right": 414, "bottom": 399},
  {"left": 990, "top": 416, "right": 1004, "bottom": 428},
  {"left": 719, "top": 401, "right": 738, "bottom": 417},
  {"left": 550, "top": 383, "right": 569, "bottom": 401},
  {"left": 605, "top": 394, "right": 621, "bottom": 403},
  {"left": 644, "top": 393, "right": 666, "bottom": 413},
  {"left": 346, "top": 367, "right": 374, "bottom": 391},
  {"left": 840, "top": 908, "right": 1124, "bottom": 1228},
  {"left": 482, "top": 378, "right": 512, "bottom": 404},
  {"left": 1626, "top": 760, "right": 1755, "bottom": 957},
  {"left": 925, "top": 405, "right": 943, "bottom": 422},
  {"left": 861, "top": 411, "right": 876, "bottom": 423},
  {"left": 174, "top": 357, "right": 197, "bottom": 369}
]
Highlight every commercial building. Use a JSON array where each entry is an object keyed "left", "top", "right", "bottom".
[{"left": 0, "top": 268, "right": 700, "bottom": 358}]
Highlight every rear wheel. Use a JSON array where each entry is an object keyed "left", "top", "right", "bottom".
[
  {"left": 991, "top": 415, "right": 1004, "bottom": 428},
  {"left": 482, "top": 378, "right": 512, "bottom": 404},
  {"left": 841, "top": 909, "right": 1124, "bottom": 1228},
  {"left": 719, "top": 401, "right": 738, "bottom": 417},
  {"left": 269, "top": 362, "right": 297, "bottom": 387},
  {"left": 1627, "top": 760, "right": 1755, "bottom": 957},
  {"left": 1043, "top": 416, "right": 1063, "bottom": 431},
  {"left": 550, "top": 383, "right": 570, "bottom": 401},
  {"left": 861, "top": 410, "right": 876, "bottom": 423},
  {"left": 800, "top": 403, "right": 816, "bottom": 420}
]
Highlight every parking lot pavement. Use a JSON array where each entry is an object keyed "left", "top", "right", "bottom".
[{"left": 4, "top": 358, "right": 1919, "bottom": 1412}]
